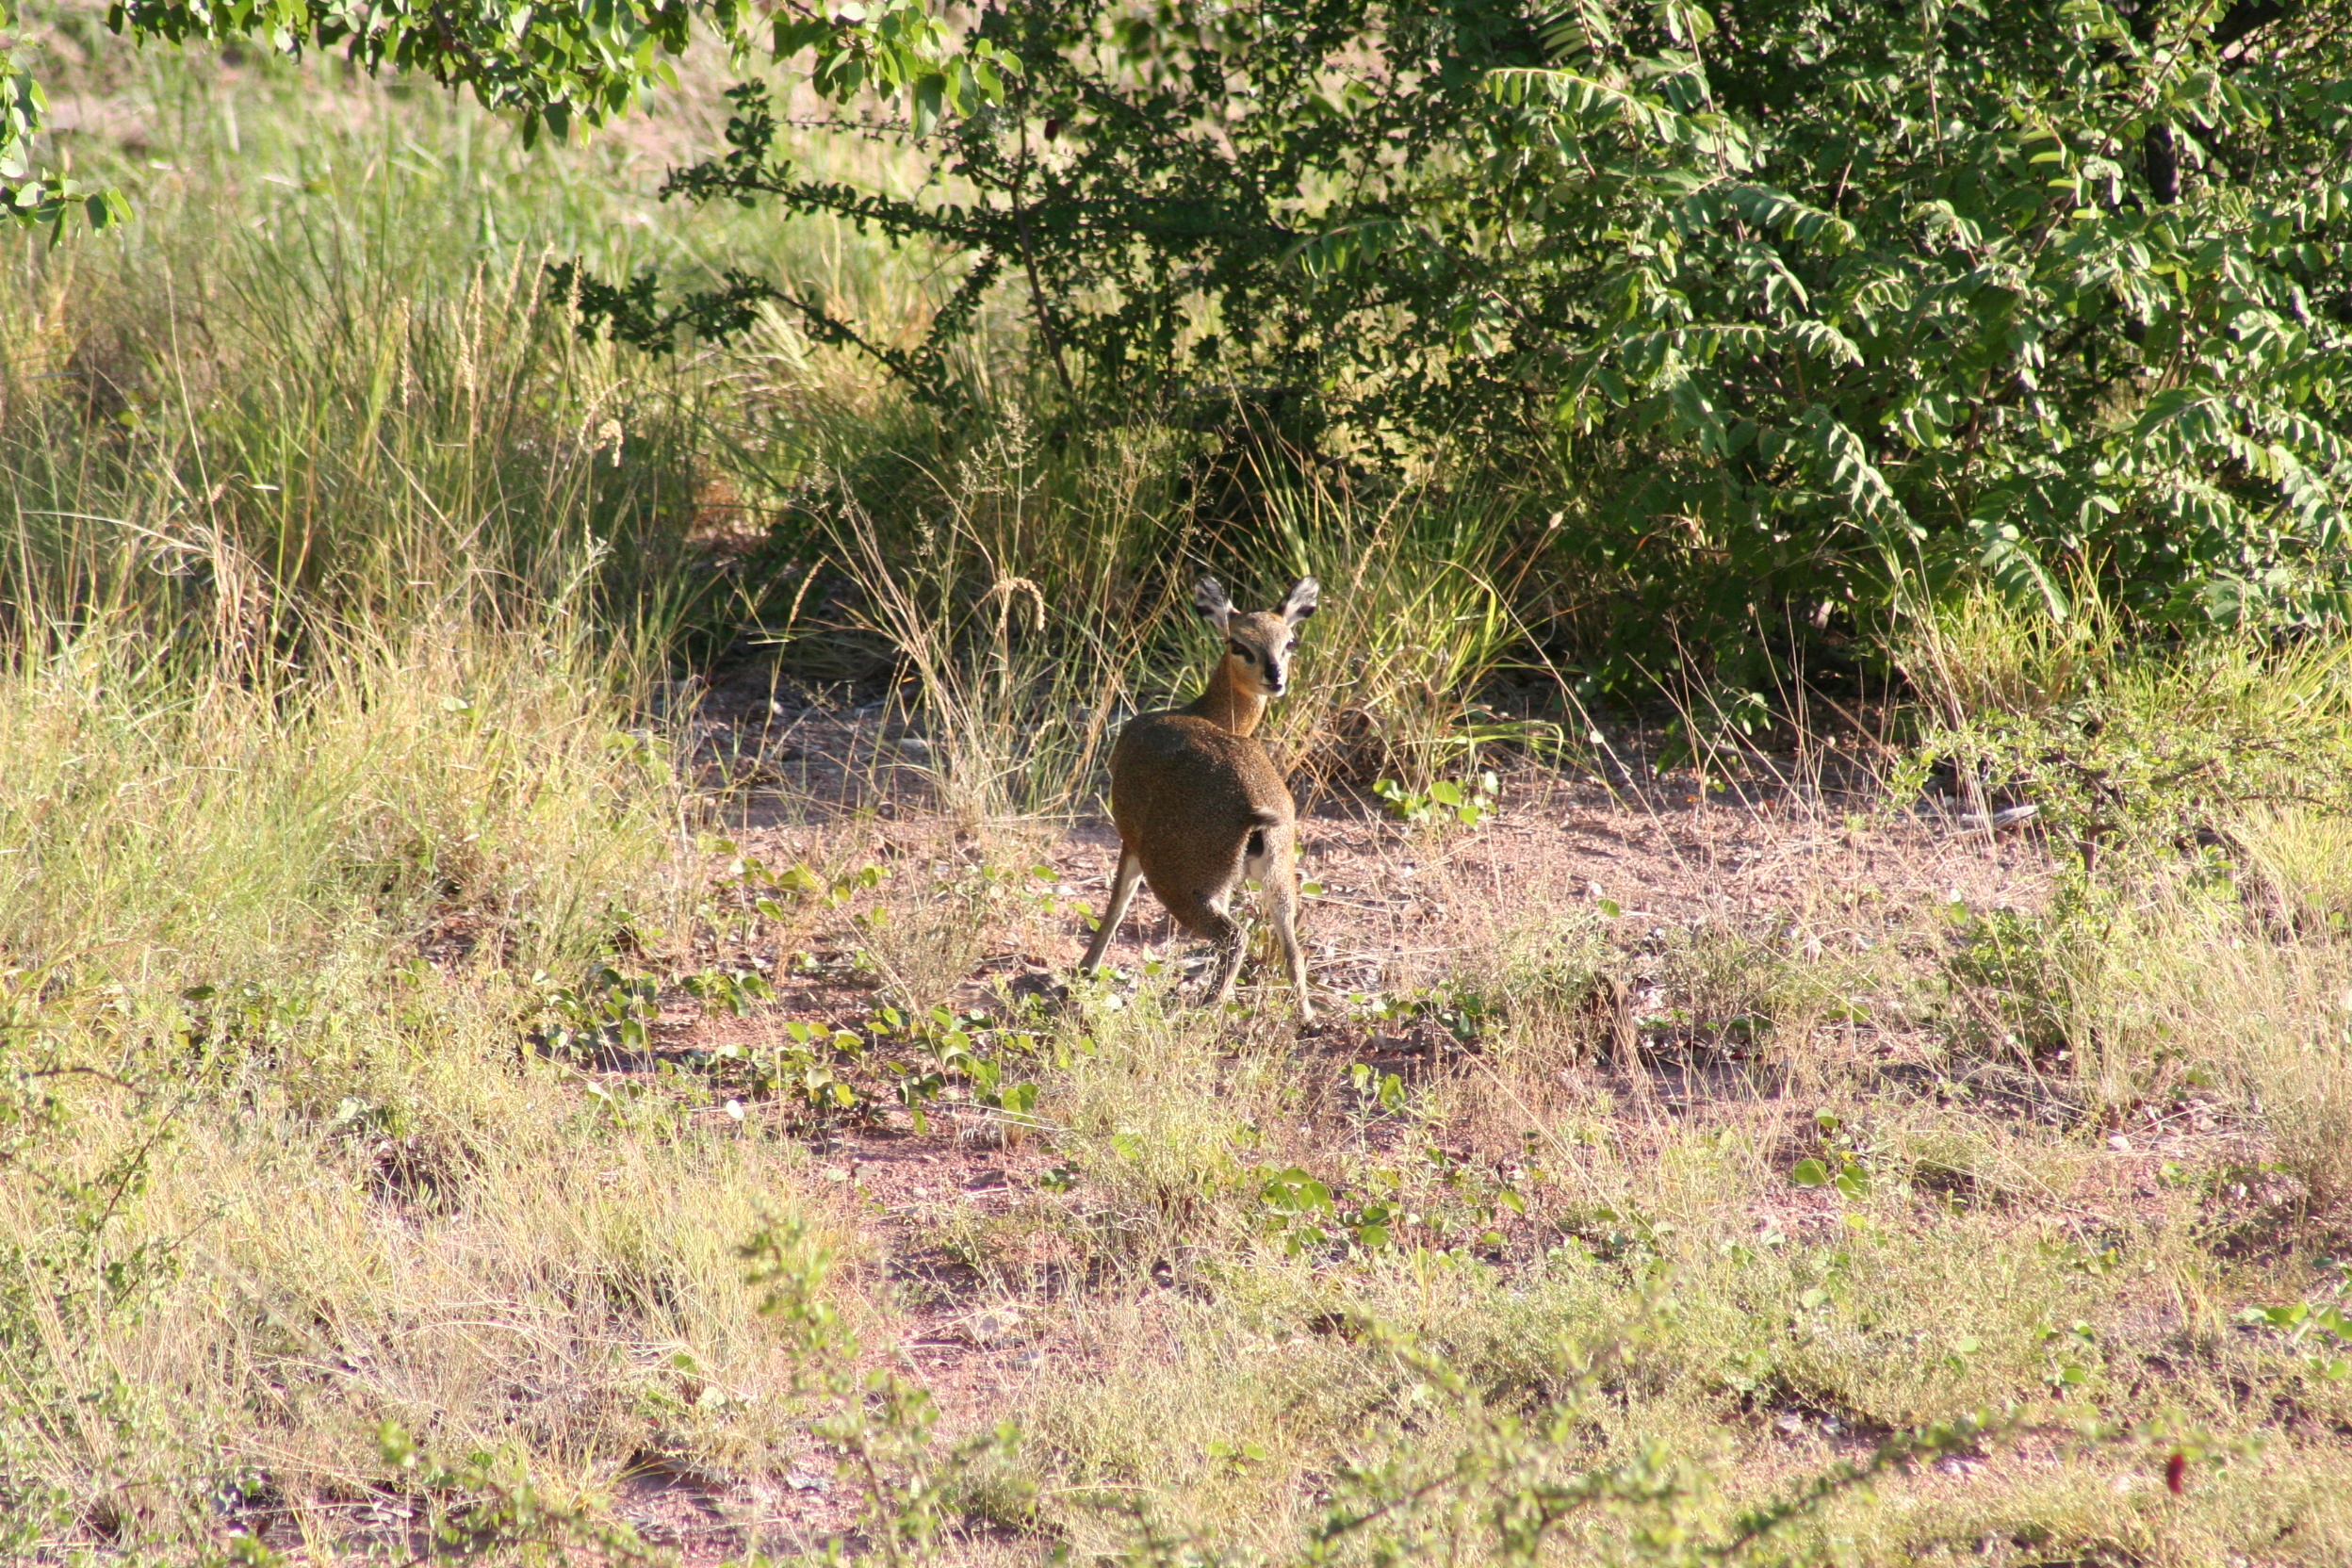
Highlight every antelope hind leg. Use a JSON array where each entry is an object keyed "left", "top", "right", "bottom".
[
  {"left": 1080, "top": 846, "right": 1145, "bottom": 973},
  {"left": 1250, "top": 832, "right": 1314, "bottom": 1022}
]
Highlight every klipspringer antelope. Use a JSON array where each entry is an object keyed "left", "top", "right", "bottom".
[{"left": 1079, "top": 576, "right": 1317, "bottom": 1020}]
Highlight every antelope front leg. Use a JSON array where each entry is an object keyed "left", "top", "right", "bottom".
[{"left": 1202, "top": 928, "right": 1248, "bottom": 1010}]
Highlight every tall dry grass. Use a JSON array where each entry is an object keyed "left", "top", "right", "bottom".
[
  {"left": 792, "top": 418, "right": 1566, "bottom": 825},
  {"left": 1903, "top": 594, "right": 2352, "bottom": 1210},
  {"left": 0, "top": 41, "right": 859, "bottom": 1557},
  {"left": 0, "top": 598, "right": 685, "bottom": 984}
]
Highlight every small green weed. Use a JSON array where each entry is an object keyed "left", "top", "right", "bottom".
[
  {"left": 864, "top": 1004, "right": 1046, "bottom": 1134},
  {"left": 1789, "top": 1113, "right": 1873, "bottom": 1200},
  {"left": 1374, "top": 770, "right": 1500, "bottom": 828},
  {"left": 689, "top": 1004, "right": 1051, "bottom": 1134},
  {"left": 700, "top": 1021, "right": 872, "bottom": 1120},
  {"left": 1247, "top": 1164, "right": 1416, "bottom": 1257},
  {"left": 1347, "top": 1062, "right": 1412, "bottom": 1115},
  {"left": 2245, "top": 1298, "right": 2352, "bottom": 1382},
  {"left": 1352, "top": 984, "right": 1492, "bottom": 1045},
  {"left": 1248, "top": 1143, "right": 1529, "bottom": 1261},
  {"left": 679, "top": 968, "right": 777, "bottom": 1017},
  {"left": 703, "top": 843, "right": 890, "bottom": 945},
  {"left": 528, "top": 965, "right": 662, "bottom": 1055}
]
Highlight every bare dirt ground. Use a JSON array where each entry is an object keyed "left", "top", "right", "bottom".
[{"left": 567, "top": 678, "right": 2085, "bottom": 1563}]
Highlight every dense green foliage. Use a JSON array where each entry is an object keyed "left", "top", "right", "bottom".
[
  {"left": 556, "top": 0, "right": 2352, "bottom": 683},
  {"left": 18, "top": 0, "right": 2346, "bottom": 685}
]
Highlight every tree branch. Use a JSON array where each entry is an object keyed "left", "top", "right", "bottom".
[{"left": 2213, "top": 0, "right": 2297, "bottom": 51}]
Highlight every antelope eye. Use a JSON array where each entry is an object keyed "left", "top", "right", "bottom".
[{"left": 1230, "top": 644, "right": 1251, "bottom": 662}]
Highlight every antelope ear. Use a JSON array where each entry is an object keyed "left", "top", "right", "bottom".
[
  {"left": 1194, "top": 576, "right": 1234, "bottom": 632},
  {"left": 1280, "top": 577, "right": 1320, "bottom": 626}
]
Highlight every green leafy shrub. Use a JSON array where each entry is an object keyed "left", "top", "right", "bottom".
[{"left": 573, "top": 0, "right": 2351, "bottom": 685}]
